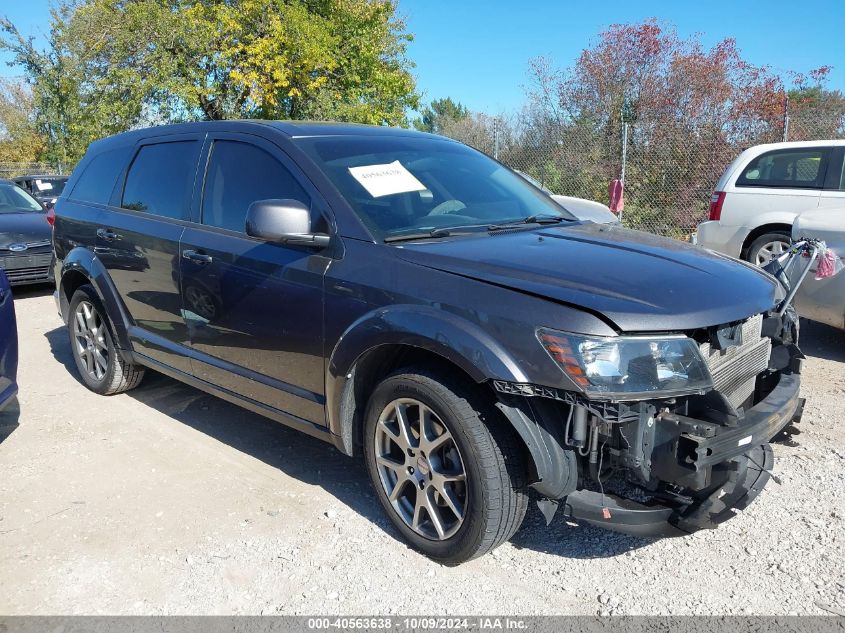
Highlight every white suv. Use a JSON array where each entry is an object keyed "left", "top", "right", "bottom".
[{"left": 696, "top": 140, "right": 845, "bottom": 265}]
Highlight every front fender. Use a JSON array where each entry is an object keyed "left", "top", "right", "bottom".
[
  {"left": 326, "top": 305, "right": 530, "bottom": 452},
  {"left": 59, "top": 247, "right": 134, "bottom": 356}
]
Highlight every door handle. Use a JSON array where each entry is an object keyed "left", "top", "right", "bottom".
[
  {"left": 96, "top": 228, "right": 119, "bottom": 241},
  {"left": 182, "top": 249, "right": 213, "bottom": 264}
]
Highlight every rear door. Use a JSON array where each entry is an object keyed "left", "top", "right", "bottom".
[
  {"left": 179, "top": 133, "right": 331, "bottom": 425},
  {"left": 99, "top": 134, "right": 204, "bottom": 372}
]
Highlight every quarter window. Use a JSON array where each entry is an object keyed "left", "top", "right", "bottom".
[
  {"left": 70, "top": 146, "right": 133, "bottom": 205},
  {"left": 736, "top": 148, "right": 828, "bottom": 189},
  {"left": 201, "top": 140, "right": 310, "bottom": 233},
  {"left": 121, "top": 141, "right": 198, "bottom": 219}
]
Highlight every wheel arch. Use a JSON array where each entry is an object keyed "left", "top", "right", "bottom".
[
  {"left": 327, "top": 305, "right": 530, "bottom": 451},
  {"left": 740, "top": 222, "right": 793, "bottom": 260},
  {"left": 325, "top": 306, "right": 576, "bottom": 497},
  {"left": 59, "top": 248, "right": 134, "bottom": 358}
]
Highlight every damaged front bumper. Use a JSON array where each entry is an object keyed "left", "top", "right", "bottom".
[
  {"left": 495, "top": 361, "right": 804, "bottom": 538},
  {"left": 563, "top": 371, "right": 803, "bottom": 537}
]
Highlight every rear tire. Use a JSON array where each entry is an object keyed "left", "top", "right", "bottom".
[
  {"left": 746, "top": 231, "right": 791, "bottom": 267},
  {"left": 67, "top": 284, "right": 145, "bottom": 395},
  {"left": 364, "top": 367, "right": 528, "bottom": 564}
]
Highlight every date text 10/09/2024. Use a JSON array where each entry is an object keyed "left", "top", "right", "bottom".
[{"left": 306, "top": 617, "right": 529, "bottom": 630}]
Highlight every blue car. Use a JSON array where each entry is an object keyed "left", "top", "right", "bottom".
[{"left": 0, "top": 269, "right": 18, "bottom": 410}]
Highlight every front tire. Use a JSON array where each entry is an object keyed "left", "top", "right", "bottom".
[
  {"left": 364, "top": 368, "right": 528, "bottom": 564},
  {"left": 67, "top": 284, "right": 145, "bottom": 395}
]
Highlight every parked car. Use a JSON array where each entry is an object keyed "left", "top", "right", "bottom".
[
  {"left": 0, "top": 179, "right": 54, "bottom": 286},
  {"left": 53, "top": 121, "right": 804, "bottom": 563},
  {"left": 791, "top": 209, "right": 845, "bottom": 330},
  {"left": 696, "top": 140, "right": 845, "bottom": 265},
  {"left": 12, "top": 174, "right": 69, "bottom": 210},
  {"left": 515, "top": 170, "right": 619, "bottom": 224},
  {"left": 0, "top": 269, "right": 18, "bottom": 411},
  {"left": 551, "top": 194, "right": 619, "bottom": 224}
]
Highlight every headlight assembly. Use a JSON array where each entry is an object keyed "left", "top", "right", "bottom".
[{"left": 537, "top": 328, "right": 714, "bottom": 400}]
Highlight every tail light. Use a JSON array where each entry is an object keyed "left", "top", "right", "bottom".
[
  {"left": 708, "top": 191, "right": 726, "bottom": 221},
  {"left": 46, "top": 206, "right": 55, "bottom": 227}
]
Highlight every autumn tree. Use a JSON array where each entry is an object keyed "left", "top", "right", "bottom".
[
  {"left": 519, "top": 19, "right": 842, "bottom": 234},
  {"left": 0, "top": 79, "right": 46, "bottom": 164},
  {"left": 1, "top": 0, "right": 419, "bottom": 165}
]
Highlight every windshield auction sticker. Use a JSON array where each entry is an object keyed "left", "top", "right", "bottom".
[{"left": 348, "top": 160, "right": 426, "bottom": 198}]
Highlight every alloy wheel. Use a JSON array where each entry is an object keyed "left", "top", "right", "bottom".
[
  {"left": 373, "top": 398, "right": 468, "bottom": 540},
  {"left": 73, "top": 300, "right": 109, "bottom": 382},
  {"left": 754, "top": 239, "right": 790, "bottom": 266}
]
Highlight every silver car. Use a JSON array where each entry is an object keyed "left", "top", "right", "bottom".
[{"left": 791, "top": 209, "right": 845, "bottom": 330}]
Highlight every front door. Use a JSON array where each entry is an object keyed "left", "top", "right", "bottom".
[{"left": 179, "top": 134, "right": 330, "bottom": 425}]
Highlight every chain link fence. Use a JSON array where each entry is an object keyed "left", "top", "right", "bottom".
[
  {"left": 0, "top": 162, "right": 65, "bottom": 180},
  {"left": 441, "top": 100, "right": 845, "bottom": 239}
]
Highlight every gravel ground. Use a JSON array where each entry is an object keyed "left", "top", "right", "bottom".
[{"left": 1, "top": 286, "right": 843, "bottom": 616}]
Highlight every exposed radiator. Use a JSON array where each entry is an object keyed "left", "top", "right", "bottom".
[{"left": 699, "top": 314, "right": 771, "bottom": 410}]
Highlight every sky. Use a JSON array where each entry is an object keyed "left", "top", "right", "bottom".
[{"left": 2, "top": 0, "right": 844, "bottom": 114}]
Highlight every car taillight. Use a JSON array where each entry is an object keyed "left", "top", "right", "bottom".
[
  {"left": 708, "top": 191, "right": 725, "bottom": 221},
  {"left": 46, "top": 206, "right": 55, "bottom": 227}
]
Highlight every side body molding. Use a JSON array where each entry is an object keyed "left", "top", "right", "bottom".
[{"left": 58, "top": 247, "right": 135, "bottom": 361}]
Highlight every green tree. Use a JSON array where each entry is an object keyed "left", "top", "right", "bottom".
[
  {"left": 786, "top": 68, "right": 845, "bottom": 139},
  {"left": 413, "top": 97, "right": 469, "bottom": 133},
  {"left": 1, "top": 0, "right": 419, "bottom": 165}
]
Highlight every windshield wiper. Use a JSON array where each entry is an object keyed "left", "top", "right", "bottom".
[
  {"left": 488, "top": 214, "right": 567, "bottom": 231},
  {"left": 384, "top": 228, "right": 452, "bottom": 243}
]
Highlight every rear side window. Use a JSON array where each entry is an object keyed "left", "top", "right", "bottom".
[
  {"left": 736, "top": 148, "right": 828, "bottom": 189},
  {"left": 70, "top": 146, "right": 133, "bottom": 205},
  {"left": 121, "top": 141, "right": 199, "bottom": 220},
  {"left": 201, "top": 140, "right": 310, "bottom": 233}
]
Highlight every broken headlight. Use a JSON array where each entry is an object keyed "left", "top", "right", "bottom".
[{"left": 537, "top": 329, "right": 714, "bottom": 400}]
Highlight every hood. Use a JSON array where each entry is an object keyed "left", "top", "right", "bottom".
[
  {"left": 395, "top": 222, "right": 778, "bottom": 332},
  {"left": 0, "top": 212, "right": 52, "bottom": 249}
]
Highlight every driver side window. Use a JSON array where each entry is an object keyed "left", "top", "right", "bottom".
[{"left": 201, "top": 140, "right": 311, "bottom": 233}]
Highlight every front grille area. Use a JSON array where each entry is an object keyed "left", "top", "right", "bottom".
[
  {"left": 699, "top": 314, "right": 771, "bottom": 409},
  {"left": 0, "top": 252, "right": 52, "bottom": 285},
  {"left": 5, "top": 266, "right": 51, "bottom": 284}
]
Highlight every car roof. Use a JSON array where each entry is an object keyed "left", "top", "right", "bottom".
[
  {"left": 89, "top": 120, "right": 446, "bottom": 150},
  {"left": 740, "top": 139, "right": 845, "bottom": 156}
]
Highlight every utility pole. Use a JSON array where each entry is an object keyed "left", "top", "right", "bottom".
[
  {"left": 782, "top": 94, "right": 790, "bottom": 142},
  {"left": 620, "top": 121, "right": 629, "bottom": 187},
  {"left": 493, "top": 117, "right": 500, "bottom": 160},
  {"left": 619, "top": 102, "right": 632, "bottom": 223}
]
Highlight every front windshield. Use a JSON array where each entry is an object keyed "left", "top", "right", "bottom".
[
  {"left": 295, "top": 135, "right": 574, "bottom": 239},
  {"left": 0, "top": 184, "right": 44, "bottom": 214}
]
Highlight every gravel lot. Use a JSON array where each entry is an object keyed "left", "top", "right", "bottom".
[{"left": 1, "top": 286, "right": 843, "bottom": 616}]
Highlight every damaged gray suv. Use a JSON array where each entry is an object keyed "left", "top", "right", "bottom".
[{"left": 52, "top": 121, "right": 804, "bottom": 564}]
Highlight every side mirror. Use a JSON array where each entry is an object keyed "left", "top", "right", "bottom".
[{"left": 245, "top": 199, "right": 330, "bottom": 248}]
